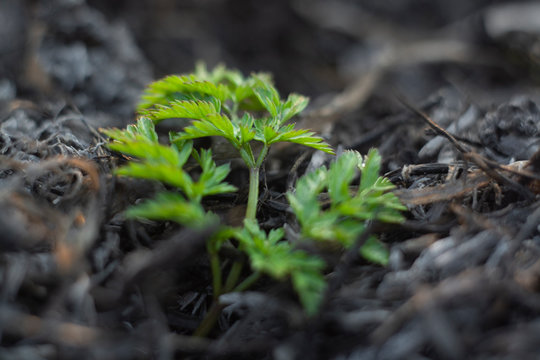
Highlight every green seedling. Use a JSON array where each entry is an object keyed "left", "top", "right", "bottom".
[
  {"left": 138, "top": 63, "right": 333, "bottom": 221},
  {"left": 101, "top": 64, "right": 404, "bottom": 336},
  {"left": 101, "top": 117, "right": 234, "bottom": 227},
  {"left": 287, "top": 149, "right": 407, "bottom": 265}
]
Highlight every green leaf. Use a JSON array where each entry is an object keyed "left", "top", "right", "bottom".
[
  {"left": 360, "top": 236, "right": 389, "bottom": 266},
  {"left": 116, "top": 162, "right": 195, "bottom": 197},
  {"left": 137, "top": 75, "right": 196, "bottom": 110},
  {"left": 288, "top": 148, "right": 406, "bottom": 259},
  {"left": 328, "top": 151, "right": 358, "bottom": 204},
  {"left": 261, "top": 126, "right": 279, "bottom": 144},
  {"left": 291, "top": 268, "right": 326, "bottom": 316},
  {"left": 137, "top": 74, "right": 229, "bottom": 112},
  {"left": 191, "top": 148, "right": 238, "bottom": 199},
  {"left": 234, "top": 220, "right": 326, "bottom": 315},
  {"left": 264, "top": 125, "right": 334, "bottom": 154},
  {"left": 126, "top": 192, "right": 213, "bottom": 227},
  {"left": 181, "top": 80, "right": 229, "bottom": 103},
  {"left": 287, "top": 168, "right": 327, "bottom": 225},
  {"left": 136, "top": 116, "right": 159, "bottom": 142},
  {"left": 281, "top": 94, "right": 309, "bottom": 124},
  {"left": 101, "top": 117, "right": 158, "bottom": 144},
  {"left": 169, "top": 137, "right": 194, "bottom": 163},
  {"left": 148, "top": 100, "right": 220, "bottom": 123},
  {"left": 175, "top": 113, "right": 239, "bottom": 147},
  {"left": 252, "top": 76, "right": 281, "bottom": 118},
  {"left": 102, "top": 118, "right": 194, "bottom": 168},
  {"left": 235, "top": 83, "right": 257, "bottom": 104},
  {"left": 195, "top": 62, "right": 244, "bottom": 88},
  {"left": 359, "top": 148, "right": 382, "bottom": 191}
]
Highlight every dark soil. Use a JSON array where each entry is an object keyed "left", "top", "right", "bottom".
[{"left": 2, "top": 0, "right": 540, "bottom": 359}]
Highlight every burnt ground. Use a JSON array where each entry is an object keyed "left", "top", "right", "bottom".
[{"left": 2, "top": 0, "right": 540, "bottom": 359}]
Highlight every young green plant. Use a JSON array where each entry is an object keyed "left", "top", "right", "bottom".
[
  {"left": 101, "top": 64, "right": 405, "bottom": 336},
  {"left": 101, "top": 117, "right": 235, "bottom": 227},
  {"left": 102, "top": 64, "right": 334, "bottom": 334},
  {"left": 287, "top": 149, "right": 407, "bottom": 265},
  {"left": 138, "top": 63, "right": 333, "bottom": 220}
]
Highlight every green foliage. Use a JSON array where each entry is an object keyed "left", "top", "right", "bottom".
[
  {"left": 101, "top": 64, "right": 406, "bottom": 325},
  {"left": 287, "top": 149, "right": 407, "bottom": 265},
  {"left": 138, "top": 63, "right": 333, "bottom": 170},
  {"left": 101, "top": 117, "right": 236, "bottom": 225},
  {"left": 126, "top": 192, "right": 214, "bottom": 228},
  {"left": 234, "top": 220, "right": 326, "bottom": 315}
]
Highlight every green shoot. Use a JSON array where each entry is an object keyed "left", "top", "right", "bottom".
[
  {"left": 101, "top": 64, "right": 405, "bottom": 335},
  {"left": 234, "top": 220, "right": 326, "bottom": 315},
  {"left": 138, "top": 63, "right": 333, "bottom": 220},
  {"left": 101, "top": 117, "right": 235, "bottom": 227},
  {"left": 287, "top": 149, "right": 407, "bottom": 265}
]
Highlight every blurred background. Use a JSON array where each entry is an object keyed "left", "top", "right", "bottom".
[
  {"left": 2, "top": 2, "right": 540, "bottom": 358},
  {"left": 1, "top": 0, "right": 540, "bottom": 166},
  {"left": 2, "top": 0, "right": 539, "bottom": 119}
]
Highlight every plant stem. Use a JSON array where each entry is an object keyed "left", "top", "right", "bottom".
[
  {"left": 246, "top": 166, "right": 260, "bottom": 220},
  {"left": 255, "top": 144, "right": 269, "bottom": 168},
  {"left": 209, "top": 251, "right": 222, "bottom": 299},
  {"left": 193, "top": 302, "right": 226, "bottom": 337},
  {"left": 223, "top": 261, "right": 243, "bottom": 293},
  {"left": 233, "top": 271, "right": 261, "bottom": 292}
]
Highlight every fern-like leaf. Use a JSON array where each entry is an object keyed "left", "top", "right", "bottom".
[
  {"left": 234, "top": 220, "right": 326, "bottom": 315},
  {"left": 288, "top": 149, "right": 406, "bottom": 263},
  {"left": 148, "top": 100, "right": 220, "bottom": 123},
  {"left": 138, "top": 75, "right": 196, "bottom": 110},
  {"left": 138, "top": 75, "right": 229, "bottom": 111},
  {"left": 175, "top": 113, "right": 240, "bottom": 147},
  {"left": 281, "top": 94, "right": 309, "bottom": 124},
  {"left": 252, "top": 76, "right": 281, "bottom": 118},
  {"left": 126, "top": 192, "right": 213, "bottom": 227}
]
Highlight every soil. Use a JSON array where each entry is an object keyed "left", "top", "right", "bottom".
[{"left": 2, "top": 0, "right": 540, "bottom": 359}]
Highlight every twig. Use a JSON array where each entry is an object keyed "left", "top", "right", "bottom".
[{"left": 396, "top": 95, "right": 536, "bottom": 200}]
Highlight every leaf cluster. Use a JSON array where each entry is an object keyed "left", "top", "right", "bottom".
[
  {"left": 138, "top": 63, "right": 333, "bottom": 168},
  {"left": 234, "top": 220, "right": 326, "bottom": 315},
  {"left": 287, "top": 149, "right": 407, "bottom": 265},
  {"left": 101, "top": 117, "right": 236, "bottom": 227},
  {"left": 101, "top": 64, "right": 406, "bottom": 321}
]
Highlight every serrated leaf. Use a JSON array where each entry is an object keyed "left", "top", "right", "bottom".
[
  {"left": 235, "top": 219, "right": 326, "bottom": 315},
  {"left": 176, "top": 113, "right": 239, "bottom": 147},
  {"left": 101, "top": 117, "right": 158, "bottom": 144},
  {"left": 102, "top": 117, "right": 192, "bottom": 166},
  {"left": 108, "top": 140, "right": 189, "bottom": 167},
  {"left": 288, "top": 148, "right": 405, "bottom": 260},
  {"left": 281, "top": 94, "right": 309, "bottom": 124},
  {"left": 169, "top": 137, "right": 194, "bottom": 161},
  {"left": 237, "top": 125, "right": 256, "bottom": 145},
  {"left": 239, "top": 112, "right": 255, "bottom": 128},
  {"left": 116, "top": 162, "right": 194, "bottom": 196},
  {"left": 252, "top": 76, "right": 281, "bottom": 118},
  {"left": 360, "top": 236, "right": 389, "bottom": 266},
  {"left": 265, "top": 126, "right": 334, "bottom": 154},
  {"left": 191, "top": 148, "right": 237, "bottom": 199},
  {"left": 138, "top": 75, "right": 197, "bottom": 110},
  {"left": 359, "top": 148, "right": 382, "bottom": 191},
  {"left": 137, "top": 75, "right": 229, "bottom": 112},
  {"left": 126, "top": 192, "right": 212, "bottom": 227},
  {"left": 287, "top": 167, "right": 327, "bottom": 225},
  {"left": 195, "top": 62, "right": 245, "bottom": 87},
  {"left": 137, "top": 117, "right": 159, "bottom": 142},
  {"left": 291, "top": 269, "right": 326, "bottom": 316},
  {"left": 182, "top": 80, "right": 229, "bottom": 102},
  {"left": 328, "top": 151, "right": 358, "bottom": 205},
  {"left": 261, "top": 126, "right": 279, "bottom": 144},
  {"left": 148, "top": 100, "right": 220, "bottom": 123},
  {"left": 235, "top": 83, "right": 257, "bottom": 103}
]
